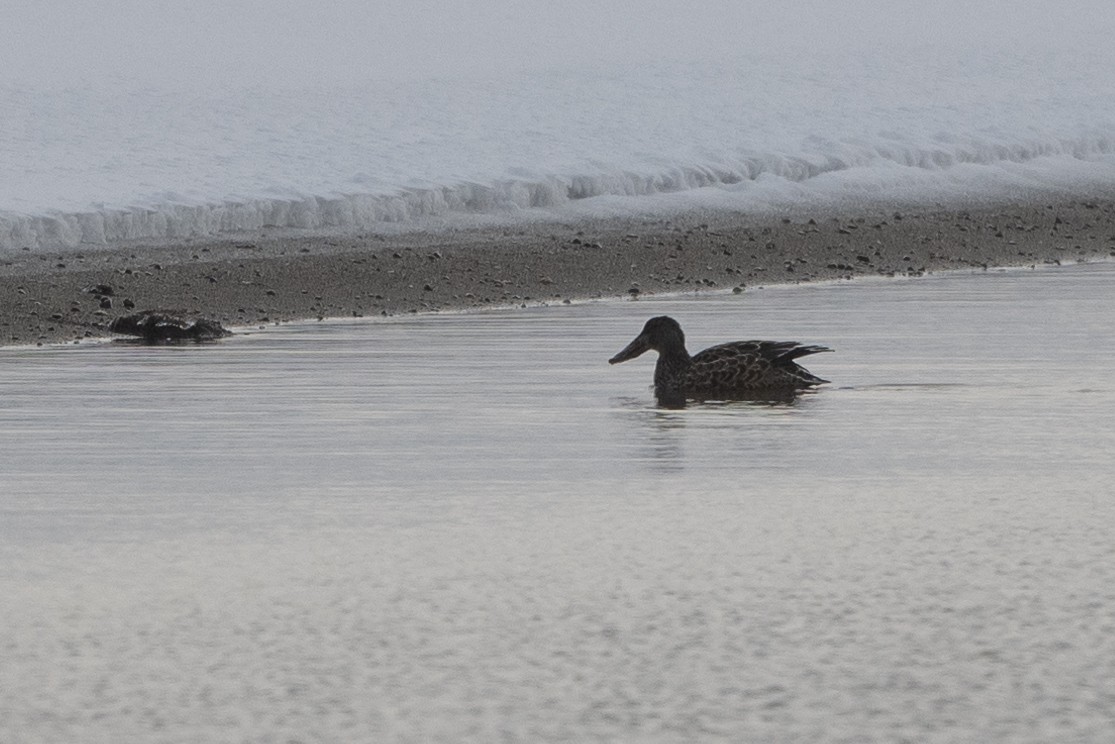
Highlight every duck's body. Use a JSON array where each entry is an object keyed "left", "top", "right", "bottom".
[
  {"left": 609, "top": 316, "right": 831, "bottom": 406},
  {"left": 109, "top": 311, "right": 232, "bottom": 344}
]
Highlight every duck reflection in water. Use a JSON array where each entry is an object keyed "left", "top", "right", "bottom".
[{"left": 609, "top": 316, "right": 832, "bottom": 408}]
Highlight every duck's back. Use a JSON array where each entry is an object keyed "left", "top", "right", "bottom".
[{"left": 685, "top": 340, "right": 830, "bottom": 392}]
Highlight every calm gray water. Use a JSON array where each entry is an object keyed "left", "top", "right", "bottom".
[{"left": 2, "top": 262, "right": 1114, "bottom": 743}]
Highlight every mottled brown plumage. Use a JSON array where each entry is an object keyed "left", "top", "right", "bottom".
[
  {"left": 109, "top": 311, "right": 232, "bottom": 344},
  {"left": 609, "top": 316, "right": 831, "bottom": 407}
]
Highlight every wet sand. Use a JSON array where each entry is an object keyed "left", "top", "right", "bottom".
[{"left": 2, "top": 199, "right": 1113, "bottom": 347}]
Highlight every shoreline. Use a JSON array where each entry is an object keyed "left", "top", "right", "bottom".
[{"left": 3, "top": 199, "right": 1113, "bottom": 347}]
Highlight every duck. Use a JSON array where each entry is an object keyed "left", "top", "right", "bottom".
[
  {"left": 608, "top": 316, "right": 831, "bottom": 407},
  {"left": 108, "top": 310, "right": 232, "bottom": 344}
]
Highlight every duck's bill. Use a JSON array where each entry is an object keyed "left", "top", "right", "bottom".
[{"left": 608, "top": 334, "right": 650, "bottom": 364}]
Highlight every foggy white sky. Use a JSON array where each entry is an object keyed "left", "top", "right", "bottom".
[{"left": 3, "top": 0, "right": 1112, "bottom": 87}]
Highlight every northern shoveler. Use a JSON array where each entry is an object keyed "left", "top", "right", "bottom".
[
  {"left": 109, "top": 311, "right": 232, "bottom": 344},
  {"left": 609, "top": 315, "right": 831, "bottom": 407}
]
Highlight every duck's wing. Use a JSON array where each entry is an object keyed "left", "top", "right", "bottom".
[
  {"left": 688, "top": 340, "right": 832, "bottom": 389},
  {"left": 109, "top": 311, "right": 187, "bottom": 338}
]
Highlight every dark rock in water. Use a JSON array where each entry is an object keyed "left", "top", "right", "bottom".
[{"left": 108, "top": 311, "right": 232, "bottom": 343}]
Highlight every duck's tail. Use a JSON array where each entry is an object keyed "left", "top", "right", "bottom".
[
  {"left": 777, "top": 343, "right": 833, "bottom": 362},
  {"left": 775, "top": 343, "right": 833, "bottom": 386}
]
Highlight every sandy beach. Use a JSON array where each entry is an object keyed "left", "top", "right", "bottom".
[{"left": 2, "top": 199, "right": 1113, "bottom": 347}]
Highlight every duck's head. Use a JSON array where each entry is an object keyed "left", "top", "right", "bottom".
[{"left": 608, "top": 316, "right": 686, "bottom": 364}]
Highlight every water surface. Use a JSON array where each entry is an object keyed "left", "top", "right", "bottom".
[{"left": 2, "top": 263, "right": 1114, "bottom": 742}]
